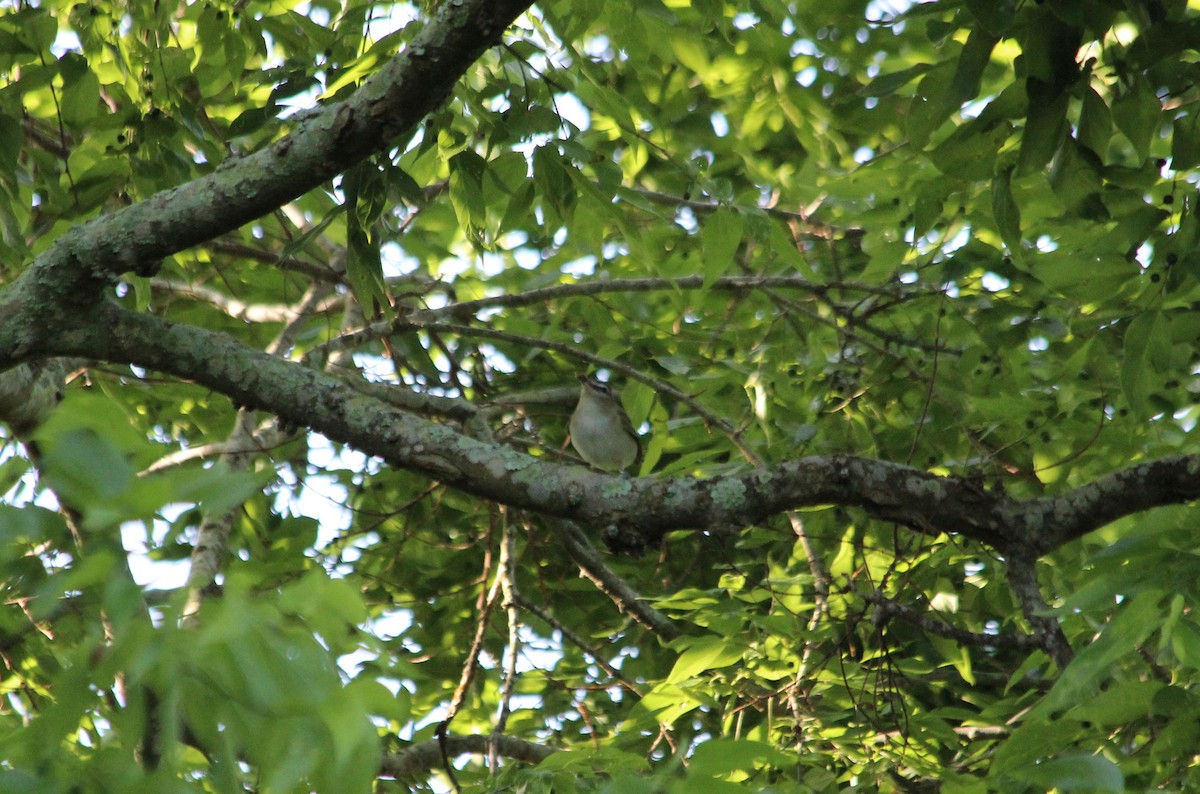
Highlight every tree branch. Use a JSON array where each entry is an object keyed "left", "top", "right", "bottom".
[
  {"left": 412, "top": 274, "right": 930, "bottom": 323},
  {"left": 31, "top": 301, "right": 1200, "bottom": 561},
  {"left": 863, "top": 589, "right": 1041, "bottom": 651},
  {"left": 556, "top": 519, "right": 681, "bottom": 641},
  {"left": 515, "top": 593, "right": 645, "bottom": 695},
  {"left": 1006, "top": 556, "right": 1073, "bottom": 668},
  {"left": 205, "top": 238, "right": 344, "bottom": 282},
  {"left": 380, "top": 733, "right": 554, "bottom": 781},
  {"left": 0, "top": 0, "right": 535, "bottom": 359},
  {"left": 148, "top": 278, "right": 341, "bottom": 323}
]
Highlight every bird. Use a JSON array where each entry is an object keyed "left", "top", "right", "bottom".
[{"left": 569, "top": 374, "right": 642, "bottom": 473}]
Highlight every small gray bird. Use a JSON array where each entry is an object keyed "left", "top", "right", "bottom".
[{"left": 569, "top": 374, "right": 642, "bottom": 473}]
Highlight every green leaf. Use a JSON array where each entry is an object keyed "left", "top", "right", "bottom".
[
  {"left": 1017, "top": 86, "right": 1068, "bottom": 175},
  {"left": 0, "top": 112, "right": 19, "bottom": 171},
  {"left": 670, "top": 31, "right": 709, "bottom": 74},
  {"left": 949, "top": 29, "right": 997, "bottom": 110},
  {"left": 1121, "top": 312, "right": 1169, "bottom": 417},
  {"left": 1171, "top": 619, "right": 1200, "bottom": 669},
  {"left": 69, "top": 157, "right": 132, "bottom": 214},
  {"left": 991, "top": 166, "right": 1022, "bottom": 252},
  {"left": 963, "top": 0, "right": 1017, "bottom": 36},
  {"left": 59, "top": 57, "right": 101, "bottom": 129},
  {"left": 688, "top": 739, "right": 795, "bottom": 777},
  {"left": 1069, "top": 680, "right": 1162, "bottom": 725},
  {"left": 1077, "top": 85, "right": 1113, "bottom": 159},
  {"left": 1032, "top": 589, "right": 1164, "bottom": 719},
  {"left": 930, "top": 115, "right": 1012, "bottom": 179},
  {"left": 911, "top": 181, "right": 946, "bottom": 238},
  {"left": 0, "top": 504, "right": 67, "bottom": 549},
  {"left": 700, "top": 209, "right": 742, "bottom": 287},
  {"left": 1094, "top": 204, "right": 1167, "bottom": 254},
  {"left": 635, "top": 683, "right": 705, "bottom": 724},
  {"left": 908, "top": 61, "right": 957, "bottom": 149},
  {"left": 3, "top": 8, "right": 56, "bottom": 54},
  {"left": 39, "top": 428, "right": 134, "bottom": 512},
  {"left": 666, "top": 636, "right": 745, "bottom": 682},
  {"left": 279, "top": 571, "right": 367, "bottom": 649},
  {"left": 535, "top": 747, "right": 649, "bottom": 774},
  {"left": 533, "top": 145, "right": 576, "bottom": 228},
  {"left": 229, "top": 105, "right": 273, "bottom": 138},
  {"left": 1041, "top": 250, "right": 1132, "bottom": 303},
  {"left": 1171, "top": 110, "right": 1200, "bottom": 171},
  {"left": 321, "top": 30, "right": 402, "bottom": 97},
  {"left": 1150, "top": 714, "right": 1200, "bottom": 765},
  {"left": 342, "top": 162, "right": 389, "bottom": 312},
  {"left": 447, "top": 149, "right": 488, "bottom": 233},
  {"left": 859, "top": 63, "right": 932, "bottom": 98},
  {"left": 1112, "top": 77, "right": 1162, "bottom": 162},
  {"left": 1019, "top": 13, "right": 1081, "bottom": 92},
  {"left": 1020, "top": 754, "right": 1124, "bottom": 793},
  {"left": 1049, "top": 140, "right": 1105, "bottom": 218}
]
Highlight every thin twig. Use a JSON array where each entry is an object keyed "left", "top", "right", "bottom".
[
  {"left": 148, "top": 277, "right": 342, "bottom": 323},
  {"left": 555, "top": 519, "right": 681, "bottom": 641},
  {"left": 620, "top": 185, "right": 846, "bottom": 237},
  {"left": 206, "top": 238, "right": 344, "bottom": 281},
  {"left": 402, "top": 320, "right": 758, "bottom": 459},
  {"left": 489, "top": 515, "right": 522, "bottom": 775},
  {"left": 862, "top": 589, "right": 1041, "bottom": 650},
  {"left": 514, "top": 593, "right": 645, "bottom": 696},
  {"left": 415, "top": 274, "right": 923, "bottom": 322}
]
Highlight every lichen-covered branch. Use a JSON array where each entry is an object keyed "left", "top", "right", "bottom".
[
  {"left": 379, "top": 733, "right": 554, "bottom": 781},
  {"left": 28, "top": 300, "right": 1200, "bottom": 563},
  {"left": 0, "top": 0, "right": 535, "bottom": 363},
  {"left": 1006, "top": 556, "right": 1073, "bottom": 668}
]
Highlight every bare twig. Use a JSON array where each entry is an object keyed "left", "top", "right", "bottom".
[
  {"left": 414, "top": 274, "right": 924, "bottom": 323},
  {"left": 489, "top": 516, "right": 522, "bottom": 774},
  {"left": 205, "top": 238, "right": 344, "bottom": 281},
  {"left": 619, "top": 185, "right": 846, "bottom": 238},
  {"left": 514, "top": 593, "right": 645, "bottom": 696},
  {"left": 863, "top": 589, "right": 1041, "bottom": 650},
  {"left": 148, "top": 278, "right": 342, "bottom": 323},
  {"left": 398, "top": 320, "right": 758, "bottom": 460}
]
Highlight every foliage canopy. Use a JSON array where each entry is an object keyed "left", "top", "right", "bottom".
[{"left": 2, "top": 0, "right": 1200, "bottom": 791}]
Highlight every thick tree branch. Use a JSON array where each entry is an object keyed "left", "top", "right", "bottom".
[
  {"left": 380, "top": 733, "right": 554, "bottom": 780},
  {"left": 39, "top": 302, "right": 1200, "bottom": 560},
  {"left": 1040, "top": 456, "right": 1200, "bottom": 548},
  {"left": 0, "top": 359, "right": 67, "bottom": 437},
  {"left": 0, "top": 0, "right": 534, "bottom": 360}
]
